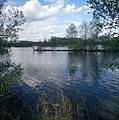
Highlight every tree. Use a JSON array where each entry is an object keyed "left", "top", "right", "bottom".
[
  {"left": 88, "top": 17, "right": 103, "bottom": 50},
  {"left": 0, "top": 1, "right": 25, "bottom": 54},
  {"left": 87, "top": 0, "right": 119, "bottom": 36},
  {"left": 90, "top": 17, "right": 102, "bottom": 40},
  {"left": 66, "top": 23, "right": 78, "bottom": 38},
  {"left": 0, "top": 7, "right": 26, "bottom": 41},
  {"left": 0, "top": 0, "right": 25, "bottom": 96},
  {"left": 66, "top": 23, "right": 78, "bottom": 44},
  {"left": 87, "top": 0, "right": 119, "bottom": 72},
  {"left": 79, "top": 21, "right": 91, "bottom": 50}
]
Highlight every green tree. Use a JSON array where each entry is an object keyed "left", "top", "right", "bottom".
[
  {"left": 79, "top": 21, "right": 91, "bottom": 50},
  {"left": 87, "top": 0, "right": 119, "bottom": 36},
  {"left": 90, "top": 17, "right": 102, "bottom": 40},
  {"left": 66, "top": 23, "right": 78, "bottom": 38},
  {"left": 88, "top": 17, "right": 103, "bottom": 50},
  {"left": 66, "top": 23, "right": 78, "bottom": 45},
  {"left": 87, "top": 0, "right": 119, "bottom": 72},
  {"left": 0, "top": 0, "right": 25, "bottom": 96}
]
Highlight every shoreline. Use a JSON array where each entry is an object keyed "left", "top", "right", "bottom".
[{"left": 33, "top": 49, "right": 107, "bottom": 52}]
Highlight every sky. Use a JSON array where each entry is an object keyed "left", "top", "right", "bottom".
[{"left": 5, "top": 0, "right": 93, "bottom": 42}]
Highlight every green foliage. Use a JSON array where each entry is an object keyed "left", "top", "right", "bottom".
[
  {"left": 0, "top": 0, "right": 25, "bottom": 96},
  {"left": 39, "top": 37, "right": 82, "bottom": 47},
  {"left": 8, "top": 40, "right": 37, "bottom": 47},
  {"left": 87, "top": 0, "right": 119, "bottom": 36},
  {"left": 87, "top": 39, "right": 97, "bottom": 50},
  {"left": 107, "top": 38, "right": 119, "bottom": 52},
  {"left": 0, "top": 39, "right": 9, "bottom": 55},
  {"left": 0, "top": 1, "right": 25, "bottom": 119},
  {"left": 0, "top": 55, "right": 22, "bottom": 96},
  {"left": 68, "top": 40, "right": 85, "bottom": 50},
  {"left": 0, "top": 9, "right": 26, "bottom": 42}
]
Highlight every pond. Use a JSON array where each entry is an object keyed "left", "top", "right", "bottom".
[{"left": 10, "top": 47, "right": 119, "bottom": 120}]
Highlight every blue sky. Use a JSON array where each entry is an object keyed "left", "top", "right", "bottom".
[{"left": 5, "top": 0, "right": 93, "bottom": 41}]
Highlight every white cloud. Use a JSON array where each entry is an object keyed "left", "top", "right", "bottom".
[
  {"left": 19, "top": 18, "right": 59, "bottom": 41},
  {"left": 17, "top": 0, "right": 69, "bottom": 41},
  {"left": 64, "top": 4, "right": 75, "bottom": 13},
  {"left": 76, "top": 6, "right": 85, "bottom": 12},
  {"left": 55, "top": 32, "right": 66, "bottom": 37},
  {"left": 17, "top": 0, "right": 64, "bottom": 22},
  {"left": 5, "top": 5, "right": 12, "bottom": 11},
  {"left": 5, "top": 0, "right": 91, "bottom": 41},
  {"left": 64, "top": 4, "right": 84, "bottom": 13},
  {"left": 5, "top": 0, "right": 16, "bottom": 6},
  {"left": 19, "top": 16, "right": 68, "bottom": 41}
]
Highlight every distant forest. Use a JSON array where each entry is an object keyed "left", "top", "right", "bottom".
[
  {"left": 6, "top": 36, "right": 119, "bottom": 52},
  {"left": 6, "top": 18, "right": 119, "bottom": 51},
  {"left": 7, "top": 37, "right": 80, "bottom": 47}
]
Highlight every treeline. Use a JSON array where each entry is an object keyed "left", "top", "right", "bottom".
[
  {"left": 6, "top": 36, "right": 119, "bottom": 52},
  {"left": 7, "top": 40, "right": 39, "bottom": 47},
  {"left": 6, "top": 37, "right": 83, "bottom": 47},
  {"left": 39, "top": 37, "right": 83, "bottom": 47},
  {"left": 6, "top": 3, "right": 119, "bottom": 51},
  {"left": 7, "top": 19, "right": 118, "bottom": 51}
]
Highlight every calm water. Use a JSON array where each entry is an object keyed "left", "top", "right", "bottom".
[{"left": 11, "top": 47, "right": 119, "bottom": 120}]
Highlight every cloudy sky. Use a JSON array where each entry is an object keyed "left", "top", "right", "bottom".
[{"left": 5, "top": 0, "right": 93, "bottom": 41}]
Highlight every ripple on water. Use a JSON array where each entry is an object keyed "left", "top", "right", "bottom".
[{"left": 11, "top": 48, "right": 119, "bottom": 120}]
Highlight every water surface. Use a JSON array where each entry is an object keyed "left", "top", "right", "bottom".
[{"left": 11, "top": 47, "right": 119, "bottom": 120}]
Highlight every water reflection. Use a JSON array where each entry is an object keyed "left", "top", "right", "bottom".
[
  {"left": 10, "top": 47, "right": 119, "bottom": 120},
  {"left": 66, "top": 52, "right": 119, "bottom": 120}
]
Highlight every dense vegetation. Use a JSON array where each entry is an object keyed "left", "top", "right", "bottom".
[
  {"left": 0, "top": 0, "right": 26, "bottom": 119},
  {"left": 8, "top": 19, "right": 118, "bottom": 52},
  {"left": 0, "top": 0, "right": 25, "bottom": 94},
  {"left": 0, "top": 0, "right": 119, "bottom": 119},
  {"left": 8, "top": 37, "right": 83, "bottom": 47},
  {"left": 8, "top": 35, "right": 119, "bottom": 52}
]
